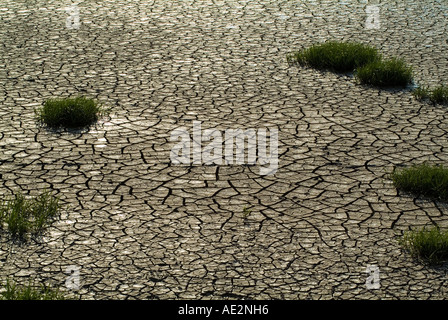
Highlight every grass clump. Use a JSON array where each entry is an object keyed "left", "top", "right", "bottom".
[
  {"left": 288, "top": 41, "right": 414, "bottom": 87},
  {"left": 399, "top": 226, "right": 448, "bottom": 265},
  {"left": 0, "top": 190, "right": 60, "bottom": 239},
  {"left": 413, "top": 85, "right": 448, "bottom": 105},
  {"left": 36, "top": 96, "right": 104, "bottom": 128},
  {"left": 391, "top": 163, "right": 448, "bottom": 201},
  {"left": 287, "top": 41, "right": 381, "bottom": 73},
  {"left": 355, "top": 57, "right": 413, "bottom": 87},
  {"left": 431, "top": 85, "right": 448, "bottom": 104},
  {"left": 1, "top": 279, "right": 66, "bottom": 300}
]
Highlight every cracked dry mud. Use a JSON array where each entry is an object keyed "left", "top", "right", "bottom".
[{"left": 1, "top": 0, "right": 448, "bottom": 300}]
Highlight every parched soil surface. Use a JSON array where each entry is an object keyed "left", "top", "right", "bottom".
[{"left": 1, "top": 0, "right": 448, "bottom": 299}]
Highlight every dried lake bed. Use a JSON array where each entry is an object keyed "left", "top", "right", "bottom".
[{"left": 1, "top": 0, "right": 448, "bottom": 299}]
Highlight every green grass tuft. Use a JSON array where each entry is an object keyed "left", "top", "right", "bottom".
[
  {"left": 391, "top": 163, "right": 448, "bottom": 201},
  {"left": 399, "top": 226, "right": 448, "bottom": 265},
  {"left": 355, "top": 57, "right": 413, "bottom": 87},
  {"left": 431, "top": 85, "right": 448, "bottom": 104},
  {"left": 36, "top": 97, "right": 105, "bottom": 128},
  {"left": 0, "top": 279, "right": 66, "bottom": 300},
  {"left": 287, "top": 41, "right": 381, "bottom": 73},
  {"left": 0, "top": 190, "right": 60, "bottom": 239},
  {"left": 288, "top": 41, "right": 414, "bottom": 88},
  {"left": 414, "top": 85, "right": 448, "bottom": 105}
]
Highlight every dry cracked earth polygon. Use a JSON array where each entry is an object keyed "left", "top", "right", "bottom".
[{"left": 1, "top": 0, "right": 448, "bottom": 299}]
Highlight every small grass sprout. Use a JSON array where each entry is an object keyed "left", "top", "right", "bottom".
[{"left": 242, "top": 206, "right": 252, "bottom": 219}]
